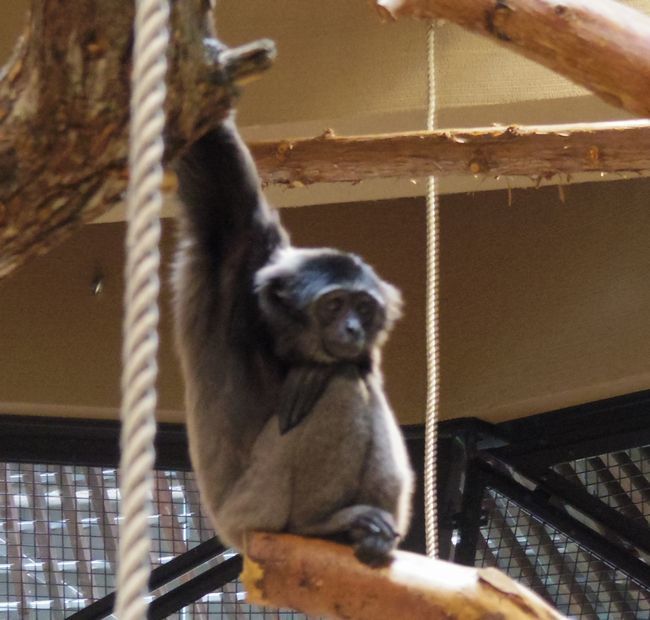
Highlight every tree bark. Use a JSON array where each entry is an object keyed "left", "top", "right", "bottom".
[
  {"left": 242, "top": 532, "right": 566, "bottom": 620},
  {"left": 375, "top": 0, "right": 650, "bottom": 119},
  {"left": 0, "top": 0, "right": 274, "bottom": 279},
  {"left": 252, "top": 120, "right": 650, "bottom": 185}
]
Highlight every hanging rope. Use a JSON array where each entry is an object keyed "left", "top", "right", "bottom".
[
  {"left": 424, "top": 21, "right": 440, "bottom": 559},
  {"left": 115, "top": 0, "right": 169, "bottom": 617}
]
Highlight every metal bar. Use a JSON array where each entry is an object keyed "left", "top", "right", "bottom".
[
  {"left": 493, "top": 390, "right": 650, "bottom": 469},
  {"left": 86, "top": 470, "right": 117, "bottom": 572},
  {"left": 21, "top": 466, "right": 66, "bottom": 619},
  {"left": 611, "top": 451, "right": 650, "bottom": 506},
  {"left": 148, "top": 555, "right": 243, "bottom": 620},
  {"left": 480, "top": 467, "right": 650, "bottom": 590},
  {"left": 67, "top": 537, "right": 225, "bottom": 619},
  {"left": 485, "top": 454, "right": 650, "bottom": 555},
  {"left": 495, "top": 429, "right": 650, "bottom": 471},
  {"left": 221, "top": 580, "right": 250, "bottom": 620},
  {"left": 0, "top": 465, "right": 30, "bottom": 616},
  {"left": 586, "top": 457, "right": 646, "bottom": 523},
  {"left": 401, "top": 433, "right": 427, "bottom": 555},
  {"left": 454, "top": 458, "right": 485, "bottom": 566},
  {"left": 153, "top": 470, "right": 187, "bottom": 558},
  {"left": 0, "top": 416, "right": 191, "bottom": 470},
  {"left": 432, "top": 436, "right": 465, "bottom": 561},
  {"left": 475, "top": 534, "right": 498, "bottom": 567},
  {"left": 59, "top": 467, "right": 94, "bottom": 601},
  {"left": 148, "top": 537, "right": 225, "bottom": 589},
  {"left": 152, "top": 470, "right": 209, "bottom": 619},
  {"left": 557, "top": 457, "right": 648, "bottom": 554},
  {"left": 542, "top": 466, "right": 650, "bottom": 550},
  {"left": 185, "top": 475, "right": 213, "bottom": 542}
]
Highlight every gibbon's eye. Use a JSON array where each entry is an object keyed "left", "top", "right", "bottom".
[
  {"left": 317, "top": 292, "right": 347, "bottom": 323},
  {"left": 325, "top": 296, "right": 344, "bottom": 315},
  {"left": 356, "top": 297, "right": 377, "bottom": 323}
]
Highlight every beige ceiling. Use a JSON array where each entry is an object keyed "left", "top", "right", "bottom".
[{"left": 215, "top": 0, "right": 645, "bottom": 127}]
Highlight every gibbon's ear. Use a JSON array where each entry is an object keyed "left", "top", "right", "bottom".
[
  {"left": 255, "top": 248, "right": 309, "bottom": 320},
  {"left": 256, "top": 267, "right": 304, "bottom": 324},
  {"left": 380, "top": 281, "right": 403, "bottom": 330}
]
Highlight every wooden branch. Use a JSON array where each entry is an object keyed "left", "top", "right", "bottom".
[
  {"left": 0, "top": 0, "right": 274, "bottom": 279},
  {"left": 374, "top": 0, "right": 650, "bottom": 118},
  {"left": 252, "top": 120, "right": 650, "bottom": 185},
  {"left": 242, "top": 533, "right": 566, "bottom": 620}
]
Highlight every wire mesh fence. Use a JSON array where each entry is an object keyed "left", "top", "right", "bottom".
[
  {"left": 0, "top": 462, "right": 312, "bottom": 619},
  {"left": 476, "top": 488, "right": 650, "bottom": 619},
  {"left": 554, "top": 447, "right": 650, "bottom": 527},
  {"left": 2, "top": 443, "right": 649, "bottom": 618}
]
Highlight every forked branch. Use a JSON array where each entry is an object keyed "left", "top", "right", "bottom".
[{"left": 0, "top": 0, "right": 274, "bottom": 279}]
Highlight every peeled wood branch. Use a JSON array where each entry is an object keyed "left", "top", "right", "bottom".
[
  {"left": 252, "top": 120, "right": 650, "bottom": 185},
  {"left": 242, "top": 533, "right": 566, "bottom": 620},
  {"left": 375, "top": 0, "right": 650, "bottom": 118},
  {"left": 0, "top": 0, "right": 274, "bottom": 279}
]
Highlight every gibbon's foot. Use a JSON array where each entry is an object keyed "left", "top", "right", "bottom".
[{"left": 349, "top": 510, "right": 398, "bottom": 568}]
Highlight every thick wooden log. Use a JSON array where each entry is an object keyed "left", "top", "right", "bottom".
[
  {"left": 242, "top": 532, "right": 566, "bottom": 620},
  {"left": 375, "top": 0, "right": 650, "bottom": 118},
  {"left": 252, "top": 120, "right": 650, "bottom": 185},
  {"left": 0, "top": 0, "right": 274, "bottom": 279}
]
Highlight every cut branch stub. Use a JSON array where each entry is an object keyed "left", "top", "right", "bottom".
[{"left": 0, "top": 0, "right": 274, "bottom": 280}]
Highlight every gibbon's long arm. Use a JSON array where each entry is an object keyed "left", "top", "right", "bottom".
[
  {"left": 174, "top": 119, "right": 288, "bottom": 359},
  {"left": 176, "top": 118, "right": 286, "bottom": 269}
]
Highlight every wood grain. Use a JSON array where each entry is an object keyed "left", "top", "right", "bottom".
[{"left": 376, "top": 0, "right": 650, "bottom": 118}]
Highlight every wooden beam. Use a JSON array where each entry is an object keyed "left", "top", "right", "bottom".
[
  {"left": 374, "top": 0, "right": 650, "bottom": 118},
  {"left": 252, "top": 120, "right": 650, "bottom": 185},
  {"left": 0, "top": 0, "right": 274, "bottom": 280},
  {"left": 242, "top": 532, "right": 567, "bottom": 620}
]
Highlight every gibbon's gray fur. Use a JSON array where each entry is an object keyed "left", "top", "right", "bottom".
[{"left": 172, "top": 115, "right": 413, "bottom": 566}]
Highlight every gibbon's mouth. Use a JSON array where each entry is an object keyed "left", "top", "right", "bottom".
[{"left": 323, "top": 338, "right": 365, "bottom": 362}]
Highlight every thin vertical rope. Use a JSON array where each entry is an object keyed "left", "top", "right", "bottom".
[
  {"left": 115, "top": 0, "right": 169, "bottom": 618},
  {"left": 424, "top": 21, "right": 440, "bottom": 559}
]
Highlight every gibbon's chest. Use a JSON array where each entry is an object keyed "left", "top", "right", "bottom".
[{"left": 291, "top": 372, "right": 377, "bottom": 448}]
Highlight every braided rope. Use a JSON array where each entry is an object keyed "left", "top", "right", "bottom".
[
  {"left": 423, "top": 21, "right": 440, "bottom": 559},
  {"left": 115, "top": 0, "right": 169, "bottom": 617}
]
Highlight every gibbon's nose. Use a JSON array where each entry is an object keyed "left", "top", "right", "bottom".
[{"left": 344, "top": 316, "right": 363, "bottom": 342}]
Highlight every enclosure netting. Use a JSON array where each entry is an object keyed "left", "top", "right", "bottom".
[
  {"left": 0, "top": 462, "right": 314, "bottom": 619},
  {"left": 475, "top": 445, "right": 650, "bottom": 619},
  {"left": 2, "top": 446, "right": 650, "bottom": 618}
]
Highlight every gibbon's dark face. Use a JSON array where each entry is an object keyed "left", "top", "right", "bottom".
[
  {"left": 255, "top": 247, "right": 402, "bottom": 364},
  {"left": 313, "top": 287, "right": 384, "bottom": 360}
]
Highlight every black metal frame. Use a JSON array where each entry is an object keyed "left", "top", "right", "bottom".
[
  {"left": 68, "top": 538, "right": 227, "bottom": 620},
  {"left": 0, "top": 415, "right": 190, "bottom": 470},
  {"left": 480, "top": 467, "right": 650, "bottom": 589},
  {"left": 436, "top": 389, "right": 650, "bottom": 595}
]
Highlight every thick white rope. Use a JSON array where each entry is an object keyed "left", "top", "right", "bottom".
[
  {"left": 424, "top": 21, "right": 440, "bottom": 559},
  {"left": 115, "top": 0, "right": 169, "bottom": 618}
]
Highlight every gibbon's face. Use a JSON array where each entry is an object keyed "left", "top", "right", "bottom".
[{"left": 313, "top": 287, "right": 385, "bottom": 361}]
